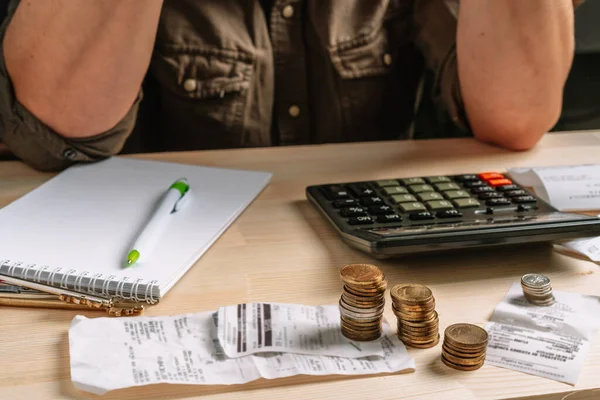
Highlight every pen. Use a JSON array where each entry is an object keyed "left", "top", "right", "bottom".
[{"left": 126, "top": 178, "right": 191, "bottom": 266}]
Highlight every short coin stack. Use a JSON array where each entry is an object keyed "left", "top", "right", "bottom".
[
  {"left": 521, "top": 273, "right": 555, "bottom": 306},
  {"left": 338, "top": 264, "right": 387, "bottom": 342},
  {"left": 442, "top": 323, "right": 488, "bottom": 371},
  {"left": 391, "top": 284, "right": 439, "bottom": 348}
]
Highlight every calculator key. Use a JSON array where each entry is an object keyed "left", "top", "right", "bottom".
[
  {"left": 339, "top": 207, "right": 367, "bottom": 217},
  {"left": 348, "top": 216, "right": 375, "bottom": 225},
  {"left": 325, "top": 185, "right": 351, "bottom": 200},
  {"left": 417, "top": 192, "right": 444, "bottom": 202},
  {"left": 478, "top": 192, "right": 504, "bottom": 200},
  {"left": 454, "top": 198, "right": 481, "bottom": 208},
  {"left": 485, "top": 198, "right": 512, "bottom": 206},
  {"left": 348, "top": 183, "right": 376, "bottom": 197},
  {"left": 333, "top": 199, "right": 357, "bottom": 208},
  {"left": 471, "top": 186, "right": 494, "bottom": 194},
  {"left": 496, "top": 184, "right": 520, "bottom": 192},
  {"left": 368, "top": 205, "right": 394, "bottom": 215},
  {"left": 409, "top": 184, "right": 435, "bottom": 193},
  {"left": 512, "top": 195, "right": 537, "bottom": 204},
  {"left": 517, "top": 204, "right": 536, "bottom": 212},
  {"left": 426, "top": 176, "right": 451, "bottom": 184},
  {"left": 455, "top": 174, "right": 478, "bottom": 182},
  {"left": 488, "top": 178, "right": 513, "bottom": 187},
  {"left": 426, "top": 200, "right": 454, "bottom": 211},
  {"left": 401, "top": 177, "right": 425, "bottom": 185},
  {"left": 409, "top": 211, "right": 435, "bottom": 221},
  {"left": 376, "top": 214, "right": 403, "bottom": 223},
  {"left": 504, "top": 189, "right": 527, "bottom": 197},
  {"left": 463, "top": 180, "right": 486, "bottom": 188},
  {"left": 398, "top": 202, "right": 427, "bottom": 213},
  {"left": 434, "top": 182, "right": 460, "bottom": 192},
  {"left": 360, "top": 196, "right": 385, "bottom": 206},
  {"left": 376, "top": 179, "right": 399, "bottom": 187},
  {"left": 444, "top": 190, "right": 471, "bottom": 200},
  {"left": 478, "top": 172, "right": 505, "bottom": 181},
  {"left": 437, "top": 209, "right": 463, "bottom": 218},
  {"left": 384, "top": 186, "right": 409, "bottom": 195},
  {"left": 391, "top": 194, "right": 417, "bottom": 204}
]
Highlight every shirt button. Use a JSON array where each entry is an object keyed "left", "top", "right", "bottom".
[
  {"left": 288, "top": 105, "right": 301, "bottom": 118},
  {"left": 383, "top": 53, "right": 393, "bottom": 67},
  {"left": 282, "top": 5, "right": 294, "bottom": 19},
  {"left": 183, "top": 79, "right": 198, "bottom": 92},
  {"left": 62, "top": 148, "right": 78, "bottom": 160}
]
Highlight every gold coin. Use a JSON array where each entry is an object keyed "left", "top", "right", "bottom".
[
  {"left": 399, "top": 325, "right": 439, "bottom": 336},
  {"left": 398, "top": 311, "right": 439, "bottom": 327},
  {"left": 441, "top": 355, "right": 484, "bottom": 371},
  {"left": 444, "top": 323, "right": 488, "bottom": 349},
  {"left": 442, "top": 344, "right": 485, "bottom": 358},
  {"left": 442, "top": 350, "right": 486, "bottom": 366},
  {"left": 395, "top": 300, "right": 436, "bottom": 312},
  {"left": 390, "top": 284, "right": 433, "bottom": 304},
  {"left": 341, "top": 315, "right": 382, "bottom": 326},
  {"left": 341, "top": 321, "right": 381, "bottom": 332},
  {"left": 341, "top": 328, "right": 382, "bottom": 342},
  {"left": 343, "top": 287, "right": 385, "bottom": 301},
  {"left": 399, "top": 331, "right": 439, "bottom": 343},
  {"left": 443, "top": 341, "right": 487, "bottom": 355},
  {"left": 345, "top": 283, "right": 388, "bottom": 296},
  {"left": 340, "top": 264, "right": 385, "bottom": 286},
  {"left": 402, "top": 334, "right": 440, "bottom": 348},
  {"left": 394, "top": 310, "right": 436, "bottom": 322}
]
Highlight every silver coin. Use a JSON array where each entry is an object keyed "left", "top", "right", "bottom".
[{"left": 521, "top": 273, "right": 550, "bottom": 288}]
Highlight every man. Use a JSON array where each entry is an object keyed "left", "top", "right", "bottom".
[{"left": 0, "top": 0, "right": 580, "bottom": 171}]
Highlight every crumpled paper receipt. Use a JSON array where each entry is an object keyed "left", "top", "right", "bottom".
[
  {"left": 485, "top": 283, "right": 600, "bottom": 385},
  {"left": 69, "top": 303, "right": 415, "bottom": 395}
]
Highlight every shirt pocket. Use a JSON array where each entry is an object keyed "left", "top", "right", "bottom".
[
  {"left": 326, "top": 5, "right": 421, "bottom": 142},
  {"left": 150, "top": 45, "right": 254, "bottom": 149}
]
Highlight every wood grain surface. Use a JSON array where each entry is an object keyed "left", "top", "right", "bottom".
[{"left": 1, "top": 131, "right": 600, "bottom": 400}]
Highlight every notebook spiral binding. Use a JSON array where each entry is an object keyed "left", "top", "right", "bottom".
[{"left": 0, "top": 260, "right": 160, "bottom": 304}]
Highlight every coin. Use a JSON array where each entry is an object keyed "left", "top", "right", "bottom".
[
  {"left": 521, "top": 273, "right": 550, "bottom": 288},
  {"left": 441, "top": 355, "right": 484, "bottom": 371},
  {"left": 340, "top": 264, "right": 385, "bottom": 286},
  {"left": 443, "top": 341, "right": 486, "bottom": 356},
  {"left": 403, "top": 334, "right": 440, "bottom": 349},
  {"left": 390, "top": 284, "right": 433, "bottom": 304},
  {"left": 442, "top": 344, "right": 485, "bottom": 359},
  {"left": 398, "top": 311, "right": 438, "bottom": 327},
  {"left": 444, "top": 324, "right": 488, "bottom": 349},
  {"left": 442, "top": 349, "right": 486, "bottom": 366}
]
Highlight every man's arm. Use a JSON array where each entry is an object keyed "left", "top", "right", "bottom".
[
  {"left": 457, "top": 0, "right": 576, "bottom": 150},
  {"left": 3, "top": 0, "right": 163, "bottom": 138}
]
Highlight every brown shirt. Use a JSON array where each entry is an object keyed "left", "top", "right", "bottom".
[{"left": 0, "top": 0, "right": 575, "bottom": 171}]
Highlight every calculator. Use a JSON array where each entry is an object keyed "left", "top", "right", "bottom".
[{"left": 306, "top": 172, "right": 600, "bottom": 256}]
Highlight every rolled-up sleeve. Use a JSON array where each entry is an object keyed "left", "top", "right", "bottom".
[
  {"left": 0, "top": 0, "right": 141, "bottom": 171},
  {"left": 413, "top": 0, "right": 584, "bottom": 133}
]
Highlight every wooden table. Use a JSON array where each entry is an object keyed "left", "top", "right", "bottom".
[{"left": 2, "top": 131, "right": 600, "bottom": 400}]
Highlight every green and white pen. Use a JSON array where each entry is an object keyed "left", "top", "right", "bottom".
[{"left": 126, "top": 178, "right": 191, "bottom": 266}]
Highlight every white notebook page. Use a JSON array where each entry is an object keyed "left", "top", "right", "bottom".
[{"left": 0, "top": 157, "right": 271, "bottom": 297}]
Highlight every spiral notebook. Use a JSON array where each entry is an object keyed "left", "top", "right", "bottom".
[{"left": 0, "top": 157, "right": 271, "bottom": 303}]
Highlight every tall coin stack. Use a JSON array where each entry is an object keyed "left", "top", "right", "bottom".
[
  {"left": 521, "top": 273, "right": 555, "bottom": 306},
  {"left": 442, "top": 323, "right": 488, "bottom": 371},
  {"left": 338, "top": 264, "right": 387, "bottom": 342},
  {"left": 390, "top": 284, "right": 439, "bottom": 348}
]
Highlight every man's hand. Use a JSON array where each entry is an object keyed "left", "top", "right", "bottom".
[
  {"left": 457, "top": 0, "right": 575, "bottom": 150},
  {"left": 4, "top": 1, "right": 163, "bottom": 138}
]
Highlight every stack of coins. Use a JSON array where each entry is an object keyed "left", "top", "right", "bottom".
[
  {"left": 390, "top": 284, "right": 439, "bottom": 348},
  {"left": 521, "top": 273, "right": 554, "bottom": 306},
  {"left": 442, "top": 324, "right": 488, "bottom": 371},
  {"left": 338, "top": 264, "right": 387, "bottom": 341}
]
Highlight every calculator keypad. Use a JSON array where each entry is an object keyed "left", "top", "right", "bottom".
[{"left": 320, "top": 172, "right": 538, "bottom": 228}]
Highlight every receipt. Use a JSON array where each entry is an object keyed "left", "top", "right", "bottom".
[
  {"left": 217, "top": 303, "right": 384, "bottom": 358},
  {"left": 558, "top": 235, "right": 600, "bottom": 263},
  {"left": 69, "top": 305, "right": 414, "bottom": 395},
  {"left": 509, "top": 165, "right": 600, "bottom": 211},
  {"left": 485, "top": 283, "right": 600, "bottom": 384}
]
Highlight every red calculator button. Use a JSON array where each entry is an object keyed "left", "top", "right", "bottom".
[
  {"left": 488, "top": 178, "right": 513, "bottom": 187},
  {"left": 478, "top": 172, "right": 505, "bottom": 181}
]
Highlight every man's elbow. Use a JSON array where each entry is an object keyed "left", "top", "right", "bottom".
[{"left": 469, "top": 99, "right": 563, "bottom": 152}]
